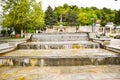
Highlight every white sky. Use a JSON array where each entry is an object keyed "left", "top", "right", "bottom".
[
  {"left": 0, "top": 0, "right": 119, "bottom": 12},
  {"left": 37, "top": 0, "right": 120, "bottom": 11}
]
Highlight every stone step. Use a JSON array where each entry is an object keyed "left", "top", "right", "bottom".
[
  {"left": 0, "top": 56, "right": 120, "bottom": 66},
  {"left": 31, "top": 33, "right": 89, "bottom": 42},
  {"left": 0, "top": 46, "right": 15, "bottom": 54},
  {"left": 18, "top": 41, "right": 100, "bottom": 49},
  {"left": 0, "top": 43, "right": 15, "bottom": 54},
  {"left": 0, "top": 49, "right": 119, "bottom": 66}
]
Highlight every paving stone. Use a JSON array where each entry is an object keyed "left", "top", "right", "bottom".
[{"left": 0, "top": 65, "right": 120, "bottom": 80}]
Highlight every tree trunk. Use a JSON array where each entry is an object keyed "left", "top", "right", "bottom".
[{"left": 21, "top": 29, "right": 24, "bottom": 37}]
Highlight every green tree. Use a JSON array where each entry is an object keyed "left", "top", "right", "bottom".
[
  {"left": 54, "top": 4, "right": 69, "bottom": 26},
  {"left": 1, "top": 0, "right": 30, "bottom": 34},
  {"left": 100, "top": 8, "right": 116, "bottom": 26},
  {"left": 115, "top": 10, "right": 120, "bottom": 25},
  {"left": 29, "top": 1, "right": 44, "bottom": 29},
  {"left": 65, "top": 9, "right": 79, "bottom": 26},
  {"left": 45, "top": 6, "right": 57, "bottom": 28},
  {"left": 78, "top": 7, "right": 98, "bottom": 25},
  {"left": 1, "top": 0, "right": 44, "bottom": 35},
  {"left": 77, "top": 11, "right": 87, "bottom": 25}
]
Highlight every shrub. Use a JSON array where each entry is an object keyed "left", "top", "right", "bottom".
[
  {"left": 1, "top": 30, "right": 6, "bottom": 36},
  {"left": 7, "top": 30, "right": 12, "bottom": 36}
]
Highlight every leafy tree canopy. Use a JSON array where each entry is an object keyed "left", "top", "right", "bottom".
[{"left": 1, "top": 0, "right": 44, "bottom": 33}]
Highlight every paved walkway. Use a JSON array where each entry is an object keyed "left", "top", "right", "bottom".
[
  {"left": 0, "top": 65, "right": 120, "bottom": 80},
  {"left": 1, "top": 49, "right": 117, "bottom": 57},
  {"left": 106, "top": 39, "right": 120, "bottom": 53},
  {"left": 0, "top": 38, "right": 26, "bottom": 54}
]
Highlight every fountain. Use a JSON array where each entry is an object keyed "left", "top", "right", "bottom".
[
  {"left": 18, "top": 33, "right": 100, "bottom": 49},
  {"left": 0, "top": 32, "right": 120, "bottom": 80},
  {"left": 0, "top": 32, "right": 119, "bottom": 66}
]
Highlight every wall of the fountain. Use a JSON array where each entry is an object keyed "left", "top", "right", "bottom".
[
  {"left": 0, "top": 57, "right": 120, "bottom": 66},
  {"left": 31, "top": 32, "right": 89, "bottom": 42},
  {"left": 18, "top": 42, "right": 100, "bottom": 49}
]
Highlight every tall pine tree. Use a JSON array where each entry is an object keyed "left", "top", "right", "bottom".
[
  {"left": 65, "top": 8, "right": 79, "bottom": 26},
  {"left": 45, "top": 6, "right": 57, "bottom": 28}
]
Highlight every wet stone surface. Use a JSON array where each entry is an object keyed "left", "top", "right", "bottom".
[
  {"left": 18, "top": 41, "right": 100, "bottom": 49},
  {"left": 0, "top": 49, "right": 118, "bottom": 57},
  {"left": 0, "top": 65, "right": 120, "bottom": 80},
  {"left": 0, "top": 49, "right": 119, "bottom": 66},
  {"left": 0, "top": 32, "right": 120, "bottom": 80}
]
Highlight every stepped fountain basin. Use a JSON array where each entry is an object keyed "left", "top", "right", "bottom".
[
  {"left": 18, "top": 32, "right": 100, "bottom": 49},
  {"left": 0, "top": 49, "right": 119, "bottom": 66},
  {"left": 0, "top": 32, "right": 120, "bottom": 80},
  {"left": 31, "top": 33, "right": 89, "bottom": 42},
  {"left": 18, "top": 41, "right": 100, "bottom": 49}
]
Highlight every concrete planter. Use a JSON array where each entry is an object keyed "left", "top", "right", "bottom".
[{"left": 15, "top": 34, "right": 20, "bottom": 38}]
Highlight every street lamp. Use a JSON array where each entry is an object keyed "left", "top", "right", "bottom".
[{"left": 91, "top": 18, "right": 94, "bottom": 32}]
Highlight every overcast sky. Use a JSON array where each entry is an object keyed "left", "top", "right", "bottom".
[
  {"left": 37, "top": 0, "right": 120, "bottom": 11},
  {"left": 0, "top": 0, "right": 119, "bottom": 12}
]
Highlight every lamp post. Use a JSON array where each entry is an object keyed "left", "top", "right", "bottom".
[
  {"left": 91, "top": 18, "right": 94, "bottom": 32},
  {"left": 60, "top": 14, "right": 63, "bottom": 28}
]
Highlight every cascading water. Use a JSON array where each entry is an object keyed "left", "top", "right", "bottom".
[
  {"left": 0, "top": 32, "right": 120, "bottom": 80},
  {"left": 0, "top": 32, "right": 120, "bottom": 66},
  {"left": 18, "top": 41, "right": 100, "bottom": 49},
  {"left": 18, "top": 33, "right": 100, "bottom": 49}
]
